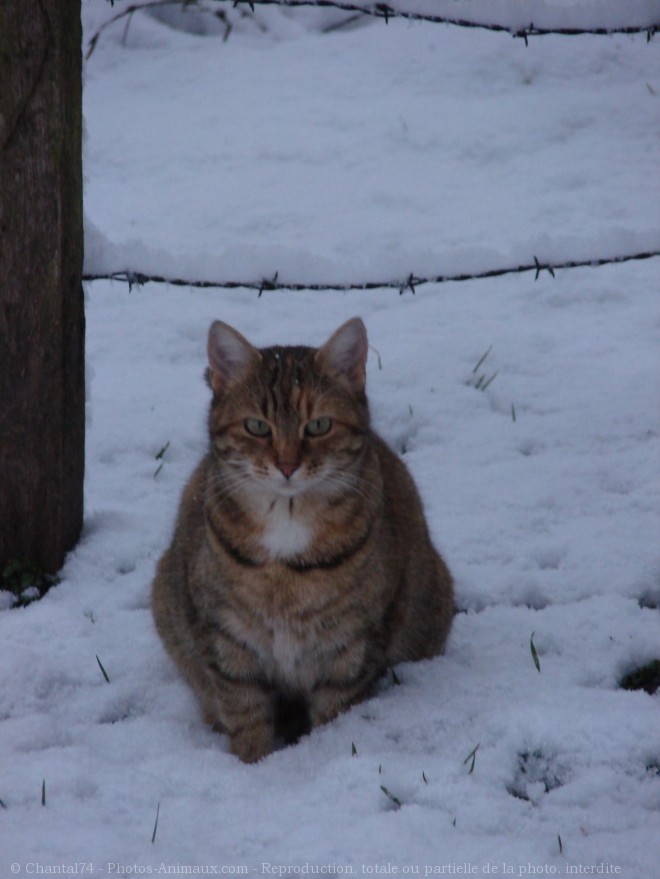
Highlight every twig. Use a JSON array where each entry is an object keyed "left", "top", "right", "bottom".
[{"left": 88, "top": 1, "right": 219, "bottom": 59}]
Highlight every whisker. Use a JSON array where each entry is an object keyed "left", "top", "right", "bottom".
[
  {"left": 315, "top": 470, "right": 378, "bottom": 504},
  {"left": 206, "top": 467, "right": 255, "bottom": 500}
]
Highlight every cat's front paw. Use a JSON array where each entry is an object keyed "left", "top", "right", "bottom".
[{"left": 228, "top": 723, "right": 273, "bottom": 764}]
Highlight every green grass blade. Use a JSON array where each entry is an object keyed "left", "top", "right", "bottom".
[
  {"left": 480, "top": 370, "right": 498, "bottom": 391},
  {"left": 380, "top": 785, "right": 402, "bottom": 808},
  {"left": 152, "top": 801, "right": 160, "bottom": 844},
  {"left": 96, "top": 654, "right": 111, "bottom": 684},
  {"left": 463, "top": 743, "right": 480, "bottom": 774},
  {"left": 530, "top": 633, "right": 541, "bottom": 673},
  {"left": 473, "top": 345, "right": 492, "bottom": 374}
]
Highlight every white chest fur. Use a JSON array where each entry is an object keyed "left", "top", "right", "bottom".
[
  {"left": 258, "top": 497, "right": 313, "bottom": 560},
  {"left": 270, "top": 621, "right": 318, "bottom": 690}
]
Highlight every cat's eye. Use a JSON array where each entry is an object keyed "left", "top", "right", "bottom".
[
  {"left": 244, "top": 418, "right": 271, "bottom": 437},
  {"left": 305, "top": 417, "right": 332, "bottom": 437}
]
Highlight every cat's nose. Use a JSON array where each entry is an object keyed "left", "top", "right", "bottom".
[{"left": 277, "top": 462, "right": 299, "bottom": 480}]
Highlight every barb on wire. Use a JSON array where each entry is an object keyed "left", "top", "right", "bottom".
[
  {"left": 82, "top": 248, "right": 660, "bottom": 294},
  {"left": 88, "top": 0, "right": 659, "bottom": 57}
]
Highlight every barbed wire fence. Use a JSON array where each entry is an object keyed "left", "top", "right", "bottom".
[
  {"left": 83, "top": 251, "right": 660, "bottom": 296},
  {"left": 225, "top": 0, "right": 659, "bottom": 40},
  {"left": 85, "top": 0, "right": 660, "bottom": 294},
  {"left": 90, "top": 0, "right": 660, "bottom": 54}
]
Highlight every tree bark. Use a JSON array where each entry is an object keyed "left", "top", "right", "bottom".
[{"left": 0, "top": 0, "right": 84, "bottom": 574}]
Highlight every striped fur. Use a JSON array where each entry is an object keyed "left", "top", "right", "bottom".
[{"left": 152, "top": 318, "right": 454, "bottom": 763}]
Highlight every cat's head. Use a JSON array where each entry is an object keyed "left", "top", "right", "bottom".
[{"left": 206, "top": 318, "right": 370, "bottom": 500}]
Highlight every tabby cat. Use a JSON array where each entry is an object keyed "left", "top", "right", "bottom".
[{"left": 151, "top": 317, "right": 454, "bottom": 763}]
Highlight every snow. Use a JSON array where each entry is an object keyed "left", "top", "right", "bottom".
[{"left": 2, "top": 1, "right": 660, "bottom": 875}]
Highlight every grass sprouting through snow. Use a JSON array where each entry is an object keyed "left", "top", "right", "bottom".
[
  {"left": 478, "top": 371, "right": 498, "bottom": 391},
  {"left": 469, "top": 346, "right": 498, "bottom": 392},
  {"left": 464, "top": 743, "right": 480, "bottom": 775},
  {"left": 380, "top": 785, "right": 402, "bottom": 809},
  {"left": 96, "top": 654, "right": 111, "bottom": 684},
  {"left": 473, "top": 345, "right": 492, "bottom": 374},
  {"left": 369, "top": 344, "right": 383, "bottom": 370},
  {"left": 154, "top": 441, "right": 170, "bottom": 478},
  {"left": 1, "top": 559, "right": 60, "bottom": 608},
  {"left": 152, "top": 801, "right": 160, "bottom": 844},
  {"left": 530, "top": 633, "right": 541, "bottom": 673}
]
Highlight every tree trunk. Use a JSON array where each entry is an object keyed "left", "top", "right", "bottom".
[{"left": 0, "top": 0, "right": 84, "bottom": 575}]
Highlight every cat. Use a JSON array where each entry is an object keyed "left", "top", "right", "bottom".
[{"left": 151, "top": 317, "right": 454, "bottom": 763}]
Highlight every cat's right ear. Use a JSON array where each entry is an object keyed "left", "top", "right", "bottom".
[{"left": 207, "top": 321, "right": 261, "bottom": 394}]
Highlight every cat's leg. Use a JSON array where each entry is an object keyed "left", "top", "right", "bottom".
[
  {"left": 224, "top": 699, "right": 273, "bottom": 764},
  {"left": 202, "top": 671, "right": 275, "bottom": 763},
  {"left": 309, "top": 673, "right": 379, "bottom": 728},
  {"left": 191, "top": 612, "right": 278, "bottom": 762},
  {"left": 308, "top": 643, "right": 384, "bottom": 729}
]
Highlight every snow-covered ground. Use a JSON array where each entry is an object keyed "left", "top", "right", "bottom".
[{"left": 2, "top": 1, "right": 660, "bottom": 875}]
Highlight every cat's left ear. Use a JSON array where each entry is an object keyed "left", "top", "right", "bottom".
[
  {"left": 315, "top": 317, "right": 368, "bottom": 393},
  {"left": 207, "top": 321, "right": 261, "bottom": 394}
]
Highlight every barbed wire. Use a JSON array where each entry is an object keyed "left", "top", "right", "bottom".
[
  {"left": 82, "top": 249, "right": 660, "bottom": 295},
  {"left": 88, "top": 0, "right": 660, "bottom": 57},
  {"left": 87, "top": 4, "right": 659, "bottom": 295},
  {"left": 225, "top": 0, "right": 660, "bottom": 41}
]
